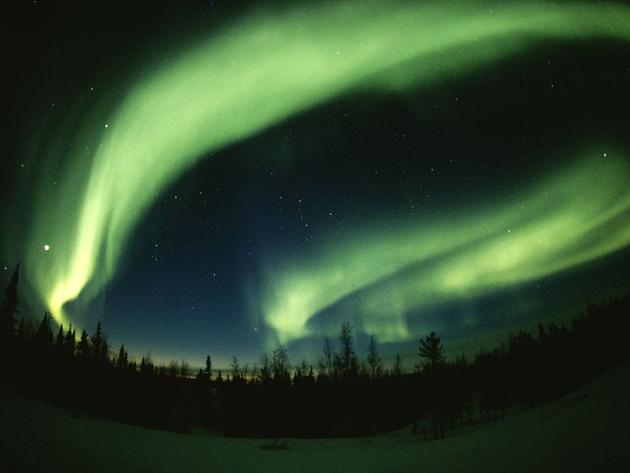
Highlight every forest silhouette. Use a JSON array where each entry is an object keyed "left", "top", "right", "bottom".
[{"left": 1, "top": 265, "right": 629, "bottom": 438}]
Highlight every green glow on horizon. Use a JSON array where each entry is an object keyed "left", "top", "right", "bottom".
[
  {"left": 14, "top": 1, "right": 630, "bottom": 333},
  {"left": 262, "top": 155, "right": 630, "bottom": 343}
]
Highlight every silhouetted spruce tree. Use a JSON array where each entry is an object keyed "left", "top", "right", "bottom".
[
  {"left": 418, "top": 331, "right": 446, "bottom": 438},
  {"left": 64, "top": 327, "right": 75, "bottom": 356},
  {"left": 271, "top": 346, "right": 290, "bottom": 384},
  {"left": 204, "top": 354, "right": 213, "bottom": 381},
  {"left": 259, "top": 354, "right": 271, "bottom": 385},
  {"left": 475, "top": 348, "right": 508, "bottom": 419},
  {"left": 338, "top": 322, "right": 358, "bottom": 379},
  {"left": 451, "top": 353, "right": 473, "bottom": 424},
  {"left": 418, "top": 332, "right": 445, "bottom": 372},
  {"left": 318, "top": 337, "right": 334, "bottom": 380},
  {"left": 140, "top": 354, "right": 154, "bottom": 375},
  {"left": 392, "top": 353, "right": 404, "bottom": 377},
  {"left": 507, "top": 330, "right": 537, "bottom": 405},
  {"left": 116, "top": 345, "right": 128, "bottom": 368},
  {"left": 230, "top": 356, "right": 241, "bottom": 381},
  {"left": 90, "top": 321, "right": 108, "bottom": 361},
  {"left": 77, "top": 330, "right": 91, "bottom": 360},
  {"left": 34, "top": 312, "right": 53, "bottom": 351},
  {"left": 55, "top": 324, "right": 65, "bottom": 353},
  {"left": 101, "top": 340, "right": 109, "bottom": 363},
  {"left": 0, "top": 264, "right": 20, "bottom": 340},
  {"left": 367, "top": 335, "right": 382, "bottom": 379},
  {"left": 196, "top": 368, "right": 204, "bottom": 382}
]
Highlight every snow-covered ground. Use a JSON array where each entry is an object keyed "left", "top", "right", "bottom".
[{"left": 2, "top": 363, "right": 630, "bottom": 472}]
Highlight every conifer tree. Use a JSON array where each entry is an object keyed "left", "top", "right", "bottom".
[
  {"left": 196, "top": 368, "right": 204, "bottom": 382},
  {"left": 64, "top": 327, "right": 75, "bottom": 356},
  {"left": 320, "top": 337, "right": 334, "bottom": 378},
  {"left": 338, "top": 322, "right": 358, "bottom": 378},
  {"left": 418, "top": 332, "right": 445, "bottom": 372},
  {"left": 77, "top": 330, "right": 91, "bottom": 360},
  {"left": 55, "top": 324, "right": 65, "bottom": 352},
  {"left": 392, "top": 353, "right": 404, "bottom": 377},
  {"left": 34, "top": 312, "right": 53, "bottom": 350},
  {"left": 140, "top": 354, "right": 154, "bottom": 375},
  {"left": 101, "top": 340, "right": 109, "bottom": 363},
  {"left": 259, "top": 354, "right": 271, "bottom": 385},
  {"left": 230, "top": 356, "right": 241, "bottom": 381},
  {"left": 271, "top": 346, "right": 290, "bottom": 383},
  {"left": 0, "top": 264, "right": 20, "bottom": 339},
  {"left": 204, "top": 354, "right": 213, "bottom": 381},
  {"left": 117, "top": 345, "right": 128, "bottom": 368},
  {"left": 91, "top": 321, "right": 107, "bottom": 361},
  {"left": 367, "top": 335, "right": 382, "bottom": 379}
]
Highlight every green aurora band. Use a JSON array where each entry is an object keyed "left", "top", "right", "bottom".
[
  {"left": 262, "top": 155, "right": 630, "bottom": 344},
  {"left": 11, "top": 2, "right": 630, "bottom": 341}
]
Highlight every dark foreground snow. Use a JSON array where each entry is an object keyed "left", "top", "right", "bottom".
[{"left": 1, "top": 363, "right": 630, "bottom": 472}]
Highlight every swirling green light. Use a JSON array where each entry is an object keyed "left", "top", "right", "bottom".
[
  {"left": 14, "top": 1, "right": 630, "bottom": 333},
  {"left": 262, "top": 155, "right": 630, "bottom": 344}
]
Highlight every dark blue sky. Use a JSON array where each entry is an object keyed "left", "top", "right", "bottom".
[{"left": 3, "top": 1, "right": 630, "bottom": 368}]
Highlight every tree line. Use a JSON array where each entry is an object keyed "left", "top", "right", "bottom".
[{"left": 1, "top": 264, "right": 629, "bottom": 437}]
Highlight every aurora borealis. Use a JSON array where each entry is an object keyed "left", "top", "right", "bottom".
[
  {"left": 3, "top": 1, "right": 630, "bottom": 365},
  {"left": 263, "top": 155, "right": 630, "bottom": 344}
]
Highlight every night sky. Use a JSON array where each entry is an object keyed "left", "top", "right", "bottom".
[{"left": 3, "top": 0, "right": 630, "bottom": 368}]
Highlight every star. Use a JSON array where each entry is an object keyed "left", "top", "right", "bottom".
[{"left": 43, "top": 244, "right": 50, "bottom": 252}]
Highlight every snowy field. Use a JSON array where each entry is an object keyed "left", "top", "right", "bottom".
[{"left": 2, "top": 363, "right": 630, "bottom": 473}]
